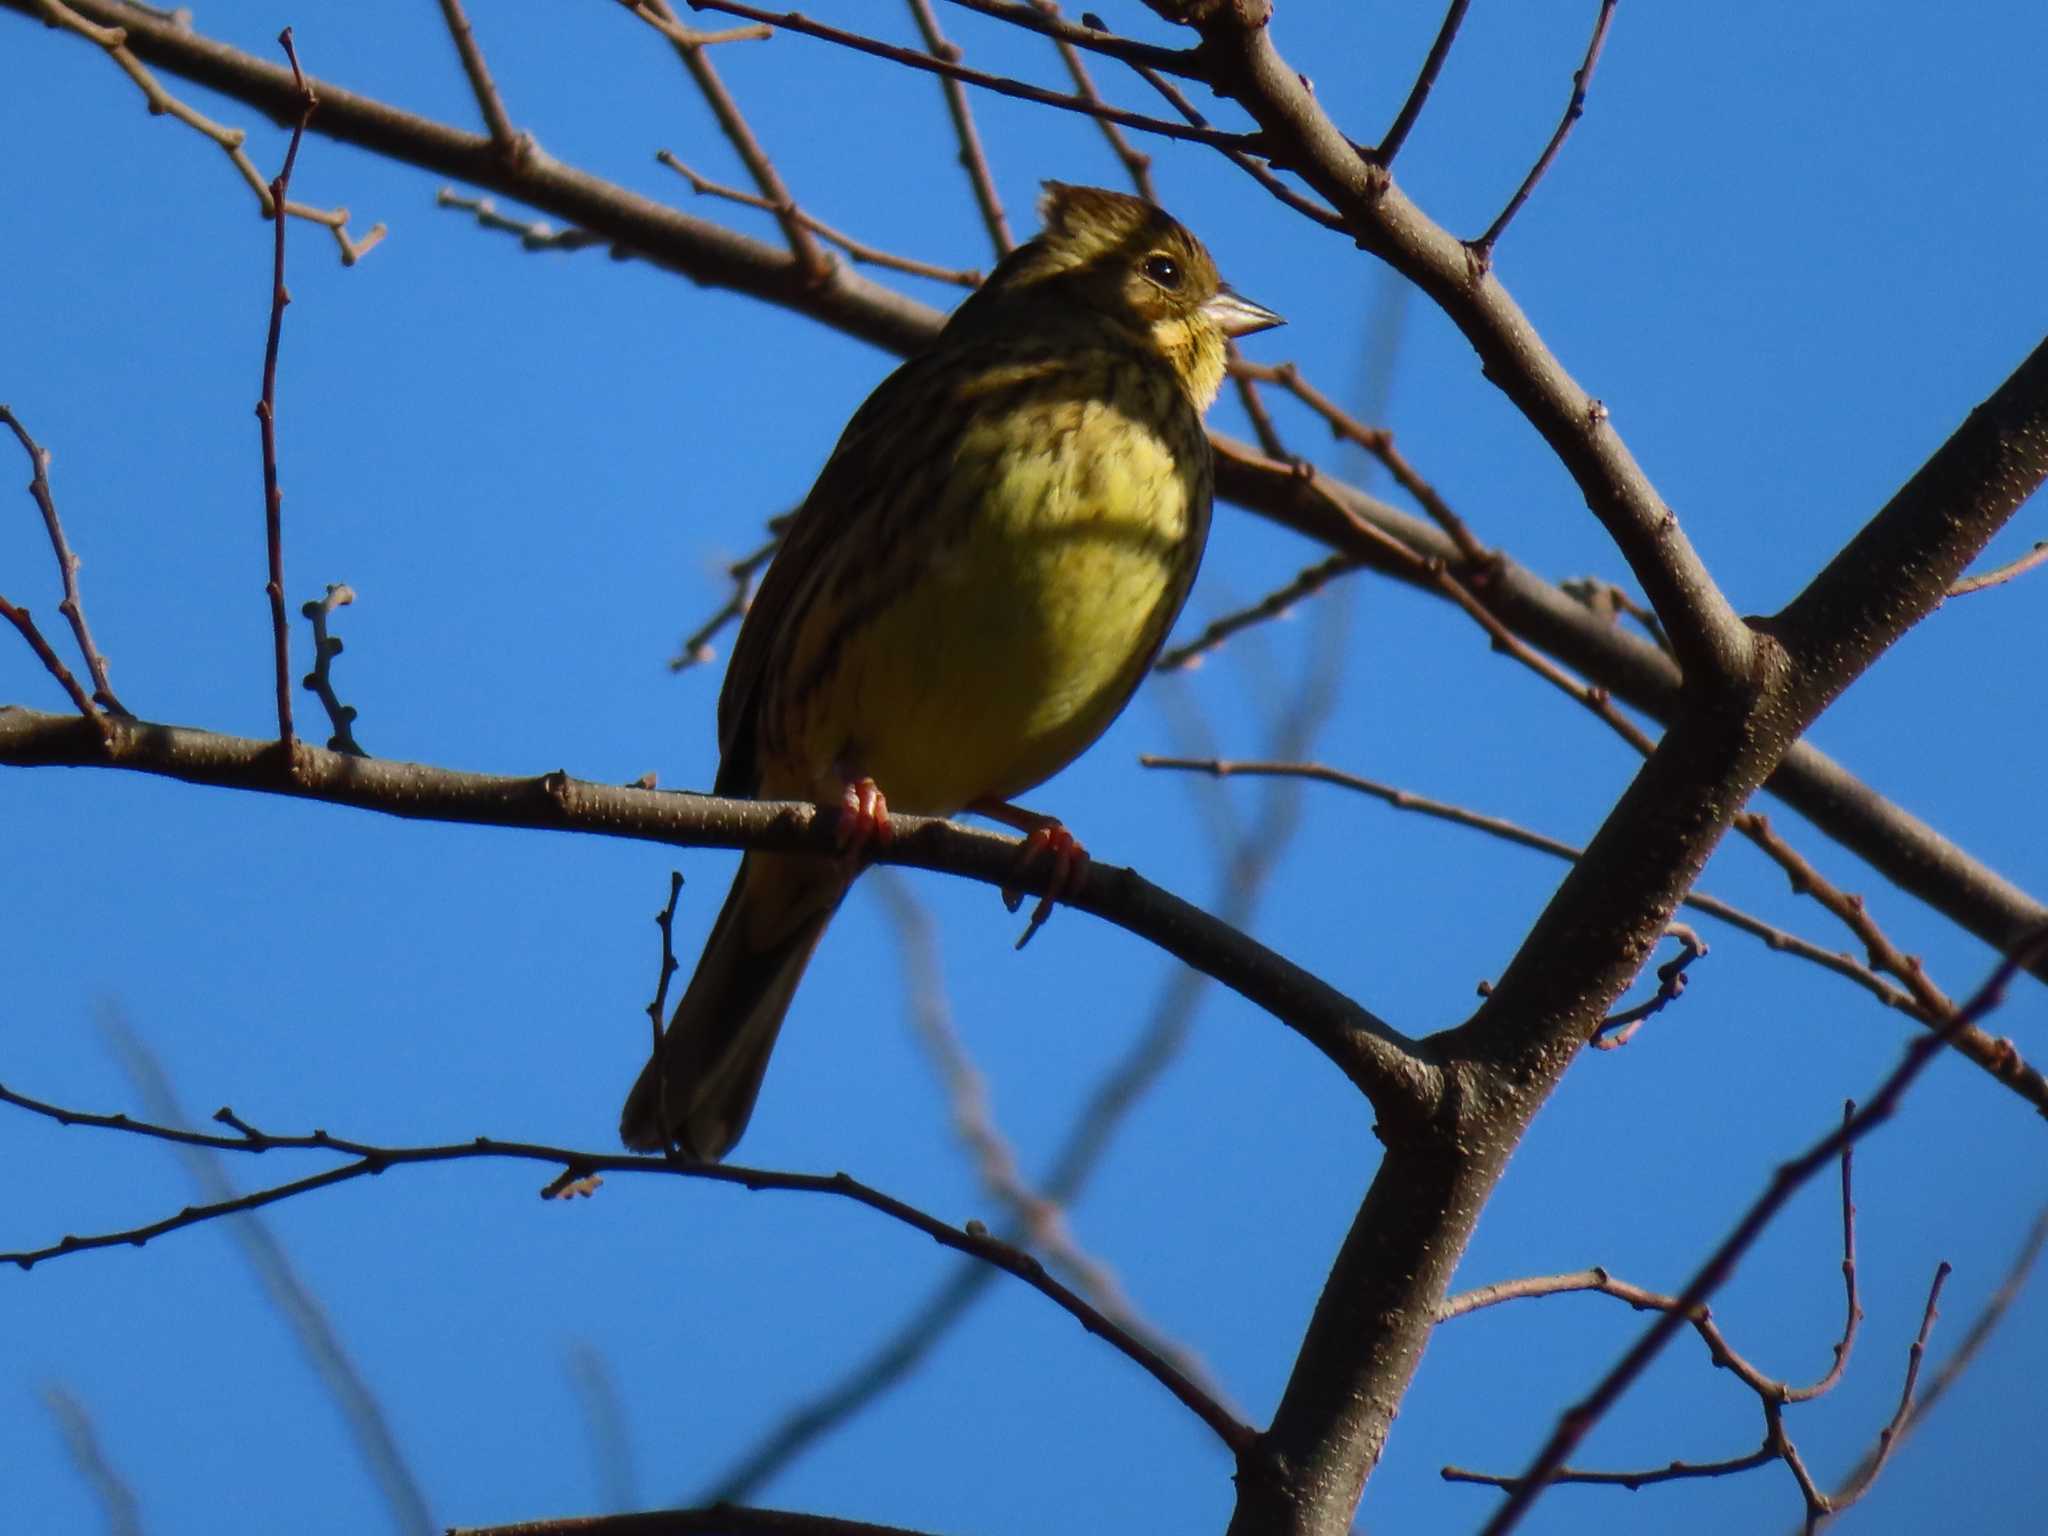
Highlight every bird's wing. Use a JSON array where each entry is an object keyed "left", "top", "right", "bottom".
[{"left": 712, "top": 349, "right": 957, "bottom": 797}]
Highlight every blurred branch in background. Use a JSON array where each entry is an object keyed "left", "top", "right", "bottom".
[
  {"left": 42, "top": 1385, "right": 143, "bottom": 1536},
  {"left": 100, "top": 1010, "right": 437, "bottom": 1536}
]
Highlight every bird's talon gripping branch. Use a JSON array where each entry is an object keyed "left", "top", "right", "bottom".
[
  {"left": 835, "top": 775, "right": 894, "bottom": 858},
  {"left": 972, "top": 797, "right": 1092, "bottom": 944}
]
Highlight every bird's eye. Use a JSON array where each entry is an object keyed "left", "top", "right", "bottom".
[{"left": 1142, "top": 254, "right": 1183, "bottom": 290}]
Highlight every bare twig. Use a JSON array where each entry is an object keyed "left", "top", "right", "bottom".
[
  {"left": 657, "top": 155, "right": 980, "bottom": 285},
  {"left": 1033, "top": 0, "right": 1157, "bottom": 203},
  {"left": 299, "top": 583, "right": 363, "bottom": 754},
  {"left": 1828, "top": 1263, "right": 1951, "bottom": 1512},
  {"left": 620, "top": 0, "right": 771, "bottom": 48},
  {"left": 1949, "top": 538, "right": 2048, "bottom": 597},
  {"left": 1, "top": 405, "right": 126, "bottom": 713},
  {"left": 1812, "top": 1208, "right": 2048, "bottom": 1518},
  {"left": 435, "top": 0, "right": 523, "bottom": 155},
  {"left": 1155, "top": 553, "right": 1361, "bottom": 672},
  {"left": 1136, "top": 754, "right": 1951, "bottom": 1034},
  {"left": 1472, "top": 0, "right": 1620, "bottom": 257},
  {"left": 940, "top": 0, "right": 1202, "bottom": 79},
  {"left": 1476, "top": 931, "right": 2048, "bottom": 1535},
  {"left": 256, "top": 29, "right": 316, "bottom": 748},
  {"left": 1591, "top": 924, "right": 1706, "bottom": 1048},
  {"left": 31, "top": 0, "right": 384, "bottom": 262},
  {"left": 1116, "top": 42, "right": 1347, "bottom": 233},
  {"left": 634, "top": 0, "right": 829, "bottom": 277},
  {"left": 668, "top": 518, "right": 788, "bottom": 669},
  {"left": 0, "top": 1088, "right": 1256, "bottom": 1453},
  {"left": 906, "top": 0, "right": 1013, "bottom": 255},
  {"left": 1234, "top": 359, "right": 1491, "bottom": 565},
  {"left": 434, "top": 187, "right": 614, "bottom": 253},
  {"left": 0, "top": 591, "right": 104, "bottom": 728},
  {"left": 1377, "top": 0, "right": 1473, "bottom": 165},
  {"left": 643, "top": 869, "right": 685, "bottom": 1139},
  {"left": 687, "top": 0, "right": 1256, "bottom": 151}
]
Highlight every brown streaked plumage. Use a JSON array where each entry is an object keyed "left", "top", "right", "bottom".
[{"left": 620, "top": 183, "right": 1280, "bottom": 1159}]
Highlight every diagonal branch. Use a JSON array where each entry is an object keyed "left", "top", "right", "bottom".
[
  {"left": 0, "top": 1088, "right": 1255, "bottom": 1453},
  {"left": 1, "top": 405, "right": 126, "bottom": 714},
  {"left": 1161, "top": 2, "right": 1754, "bottom": 695},
  {"left": 907, "top": 0, "right": 1014, "bottom": 255}
]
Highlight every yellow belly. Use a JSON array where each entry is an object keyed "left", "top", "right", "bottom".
[{"left": 767, "top": 387, "right": 1204, "bottom": 813}]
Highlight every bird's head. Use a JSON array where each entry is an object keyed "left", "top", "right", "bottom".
[{"left": 947, "top": 182, "right": 1282, "bottom": 408}]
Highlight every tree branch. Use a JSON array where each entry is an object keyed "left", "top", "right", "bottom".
[
  {"left": 4, "top": 0, "right": 2039, "bottom": 983},
  {"left": 0, "top": 706, "right": 1429, "bottom": 1115}
]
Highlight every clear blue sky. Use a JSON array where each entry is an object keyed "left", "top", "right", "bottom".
[{"left": 4, "top": 4, "right": 2044, "bottom": 1533}]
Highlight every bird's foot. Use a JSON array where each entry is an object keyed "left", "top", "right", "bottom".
[
  {"left": 970, "top": 799, "right": 1090, "bottom": 950},
  {"left": 835, "top": 776, "right": 894, "bottom": 860}
]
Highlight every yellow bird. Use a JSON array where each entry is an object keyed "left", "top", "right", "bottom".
[{"left": 620, "top": 183, "right": 1281, "bottom": 1158}]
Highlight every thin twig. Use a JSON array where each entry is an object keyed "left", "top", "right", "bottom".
[
  {"left": 0, "top": 1088, "right": 1256, "bottom": 1454},
  {"left": 256, "top": 29, "right": 315, "bottom": 748},
  {"left": 656, "top": 155, "right": 980, "bottom": 285},
  {"left": 619, "top": 0, "right": 771, "bottom": 48},
  {"left": 1139, "top": 754, "right": 1952, "bottom": 1038},
  {"left": 1475, "top": 931, "right": 2048, "bottom": 1536},
  {"left": 668, "top": 518, "right": 788, "bottom": 669},
  {"left": 1115, "top": 40, "right": 1348, "bottom": 232},
  {"left": 1155, "top": 553, "right": 1361, "bottom": 672},
  {"left": 1234, "top": 359, "right": 1491, "bottom": 565},
  {"left": 0, "top": 405, "right": 126, "bottom": 713},
  {"left": 299, "top": 583, "right": 364, "bottom": 754},
  {"left": 435, "top": 0, "right": 523, "bottom": 156},
  {"left": 434, "top": 187, "right": 615, "bottom": 253},
  {"left": 1377, "top": 0, "right": 1472, "bottom": 165},
  {"left": 1828, "top": 1263, "right": 1950, "bottom": 1511},
  {"left": 1032, "top": 0, "right": 1156, "bottom": 203},
  {"left": 31, "top": 0, "right": 384, "bottom": 263},
  {"left": 1444, "top": 1114, "right": 1859, "bottom": 1404},
  {"left": 1949, "top": 538, "right": 2048, "bottom": 596},
  {"left": 687, "top": 0, "right": 1256, "bottom": 151},
  {"left": 939, "top": 0, "right": 1202, "bottom": 79},
  {"left": 1812, "top": 1208, "right": 2048, "bottom": 1518},
  {"left": 644, "top": 869, "right": 685, "bottom": 1097},
  {"left": 907, "top": 0, "right": 1013, "bottom": 256},
  {"left": 0, "top": 592, "right": 105, "bottom": 728},
  {"left": 1472, "top": 0, "right": 1619, "bottom": 257},
  {"left": 635, "top": 0, "right": 830, "bottom": 278},
  {"left": 1590, "top": 923, "right": 1705, "bottom": 1048}
]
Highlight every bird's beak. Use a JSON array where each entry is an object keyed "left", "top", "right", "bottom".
[{"left": 1203, "top": 287, "right": 1284, "bottom": 338}]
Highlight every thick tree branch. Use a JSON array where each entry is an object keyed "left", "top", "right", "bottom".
[{"left": 1222, "top": 313, "right": 2048, "bottom": 1535}]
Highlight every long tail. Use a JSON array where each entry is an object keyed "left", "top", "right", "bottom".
[{"left": 618, "top": 851, "right": 849, "bottom": 1158}]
